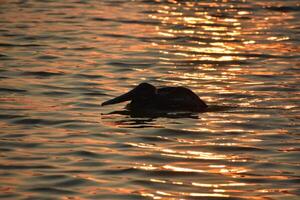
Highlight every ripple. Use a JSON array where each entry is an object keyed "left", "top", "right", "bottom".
[
  {"left": 0, "top": 0, "right": 299, "bottom": 199},
  {"left": 82, "top": 91, "right": 105, "bottom": 96},
  {"left": 107, "top": 61, "right": 153, "bottom": 68},
  {"left": 22, "top": 71, "right": 65, "bottom": 77},
  {"left": 55, "top": 178, "right": 91, "bottom": 187},
  {"left": 0, "top": 164, "right": 55, "bottom": 170},
  {"left": 63, "top": 150, "right": 105, "bottom": 158},
  {"left": 0, "top": 193, "right": 19, "bottom": 200},
  {"left": 42, "top": 91, "right": 71, "bottom": 96},
  {"left": 208, "top": 145, "right": 267, "bottom": 152},
  {"left": 102, "top": 167, "right": 142, "bottom": 176},
  {"left": 0, "top": 87, "right": 27, "bottom": 93},
  {"left": 73, "top": 73, "right": 104, "bottom": 79},
  {"left": 91, "top": 17, "right": 159, "bottom": 25},
  {"left": 27, "top": 187, "right": 77, "bottom": 195},
  {"left": 0, "top": 53, "right": 11, "bottom": 60},
  {"left": 36, "top": 55, "right": 60, "bottom": 60},
  {"left": 0, "top": 140, "right": 42, "bottom": 149},
  {"left": 12, "top": 118, "right": 84, "bottom": 126},
  {"left": 0, "top": 42, "right": 44, "bottom": 47},
  {"left": 266, "top": 5, "right": 300, "bottom": 12},
  {"left": 0, "top": 114, "right": 24, "bottom": 120}
]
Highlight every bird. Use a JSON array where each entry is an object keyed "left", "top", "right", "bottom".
[{"left": 101, "top": 82, "right": 208, "bottom": 113}]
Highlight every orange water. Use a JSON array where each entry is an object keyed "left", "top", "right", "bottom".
[{"left": 0, "top": 0, "right": 299, "bottom": 199}]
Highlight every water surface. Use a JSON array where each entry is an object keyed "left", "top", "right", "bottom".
[{"left": 0, "top": 0, "right": 299, "bottom": 199}]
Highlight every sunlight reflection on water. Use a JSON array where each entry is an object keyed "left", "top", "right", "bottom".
[{"left": 0, "top": 0, "right": 299, "bottom": 199}]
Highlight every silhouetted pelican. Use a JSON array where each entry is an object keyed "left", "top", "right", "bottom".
[{"left": 101, "top": 83, "right": 208, "bottom": 112}]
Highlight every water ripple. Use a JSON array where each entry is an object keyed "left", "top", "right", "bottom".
[{"left": 0, "top": 0, "right": 299, "bottom": 199}]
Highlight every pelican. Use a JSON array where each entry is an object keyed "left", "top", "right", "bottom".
[{"left": 101, "top": 83, "right": 208, "bottom": 113}]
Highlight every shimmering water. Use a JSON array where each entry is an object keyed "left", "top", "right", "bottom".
[{"left": 0, "top": 0, "right": 299, "bottom": 199}]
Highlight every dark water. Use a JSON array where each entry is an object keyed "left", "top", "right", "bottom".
[{"left": 0, "top": 0, "right": 300, "bottom": 199}]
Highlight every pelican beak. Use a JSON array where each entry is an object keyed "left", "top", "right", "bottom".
[{"left": 101, "top": 89, "right": 134, "bottom": 106}]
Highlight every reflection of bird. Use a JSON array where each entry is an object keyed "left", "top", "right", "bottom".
[{"left": 101, "top": 82, "right": 208, "bottom": 112}]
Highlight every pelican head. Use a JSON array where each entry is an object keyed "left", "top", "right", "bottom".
[{"left": 101, "top": 82, "right": 156, "bottom": 106}]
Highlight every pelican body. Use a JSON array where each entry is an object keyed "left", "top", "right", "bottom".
[{"left": 101, "top": 83, "right": 207, "bottom": 112}]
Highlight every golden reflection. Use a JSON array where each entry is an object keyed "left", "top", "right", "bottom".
[
  {"left": 163, "top": 165, "right": 204, "bottom": 173},
  {"left": 150, "top": 179, "right": 166, "bottom": 183},
  {"left": 134, "top": 163, "right": 157, "bottom": 171},
  {"left": 141, "top": 190, "right": 230, "bottom": 199},
  {"left": 147, "top": 0, "right": 300, "bottom": 117},
  {"left": 156, "top": 191, "right": 172, "bottom": 196},
  {"left": 1, "top": 1, "right": 296, "bottom": 199},
  {"left": 129, "top": 140, "right": 250, "bottom": 179},
  {"left": 76, "top": 175, "right": 108, "bottom": 184},
  {"left": 192, "top": 182, "right": 248, "bottom": 188},
  {"left": 144, "top": 177, "right": 253, "bottom": 199},
  {"left": 127, "top": 142, "right": 236, "bottom": 161},
  {"left": 190, "top": 192, "right": 229, "bottom": 197},
  {"left": 150, "top": 1, "right": 245, "bottom": 65}
]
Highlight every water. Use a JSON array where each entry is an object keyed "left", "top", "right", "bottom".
[{"left": 0, "top": 0, "right": 299, "bottom": 199}]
